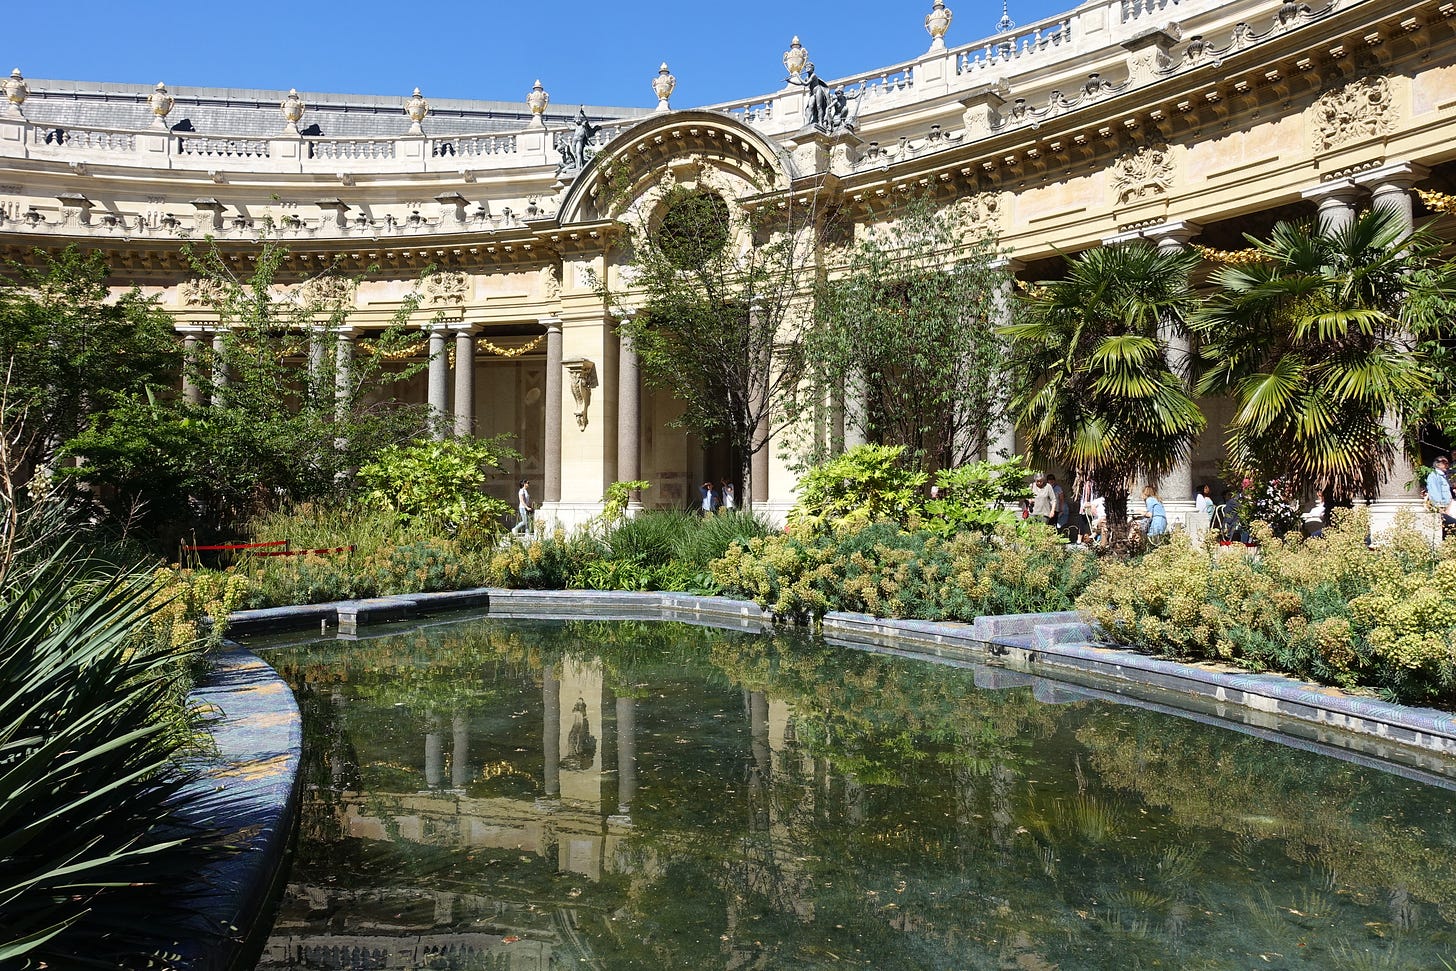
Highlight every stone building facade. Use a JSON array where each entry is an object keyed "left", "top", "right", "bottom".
[{"left": 1, "top": 0, "right": 1453, "bottom": 525}]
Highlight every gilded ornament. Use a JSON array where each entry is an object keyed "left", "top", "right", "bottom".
[
  {"left": 148, "top": 82, "right": 175, "bottom": 130},
  {"left": 925, "top": 0, "right": 953, "bottom": 49},
  {"left": 783, "top": 37, "right": 809, "bottom": 79},
  {"left": 404, "top": 87, "right": 429, "bottom": 135},
  {"left": 1309, "top": 76, "right": 1395, "bottom": 152},
  {"left": 652, "top": 63, "right": 676, "bottom": 111}
]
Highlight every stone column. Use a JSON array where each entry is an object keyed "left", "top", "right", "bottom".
[
  {"left": 427, "top": 326, "right": 450, "bottom": 439},
  {"left": 1358, "top": 163, "right": 1430, "bottom": 515},
  {"left": 543, "top": 317, "right": 563, "bottom": 504},
  {"left": 308, "top": 327, "right": 330, "bottom": 404},
  {"left": 1302, "top": 179, "right": 1362, "bottom": 235},
  {"left": 749, "top": 301, "right": 770, "bottom": 506},
  {"left": 210, "top": 331, "right": 229, "bottom": 406},
  {"left": 843, "top": 371, "right": 868, "bottom": 450},
  {"left": 180, "top": 331, "right": 203, "bottom": 406},
  {"left": 988, "top": 259, "right": 1022, "bottom": 461},
  {"left": 1151, "top": 221, "right": 1200, "bottom": 514},
  {"left": 334, "top": 327, "right": 354, "bottom": 422},
  {"left": 616, "top": 321, "right": 642, "bottom": 510},
  {"left": 453, "top": 325, "right": 476, "bottom": 438}
]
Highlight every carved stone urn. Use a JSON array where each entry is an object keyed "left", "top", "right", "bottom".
[
  {"left": 526, "top": 79, "right": 549, "bottom": 128},
  {"left": 148, "top": 82, "right": 175, "bottom": 130},
  {"left": 652, "top": 62, "right": 675, "bottom": 112},
  {"left": 783, "top": 37, "right": 808, "bottom": 79},
  {"left": 5, "top": 69, "right": 29, "bottom": 117},
  {"left": 404, "top": 87, "right": 429, "bottom": 135},
  {"left": 280, "top": 88, "right": 306, "bottom": 134},
  {"left": 925, "top": 0, "right": 953, "bottom": 50}
]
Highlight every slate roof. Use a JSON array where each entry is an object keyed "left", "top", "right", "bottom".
[{"left": 20, "top": 78, "right": 653, "bottom": 138}]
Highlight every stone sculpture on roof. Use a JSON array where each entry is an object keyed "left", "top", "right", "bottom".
[{"left": 555, "top": 107, "right": 601, "bottom": 174}]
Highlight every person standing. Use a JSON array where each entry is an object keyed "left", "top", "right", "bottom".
[
  {"left": 721, "top": 480, "right": 736, "bottom": 511},
  {"left": 700, "top": 481, "right": 715, "bottom": 516},
  {"left": 1030, "top": 472, "right": 1057, "bottom": 526},
  {"left": 512, "top": 479, "right": 533, "bottom": 535},
  {"left": 1142, "top": 485, "right": 1168, "bottom": 539},
  {"left": 1048, "top": 474, "right": 1069, "bottom": 532},
  {"left": 1428, "top": 458, "right": 1455, "bottom": 536},
  {"left": 1193, "top": 483, "right": 1216, "bottom": 543},
  {"left": 1302, "top": 489, "right": 1328, "bottom": 538}
]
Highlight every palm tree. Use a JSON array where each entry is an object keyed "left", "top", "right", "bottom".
[
  {"left": 1001, "top": 242, "right": 1206, "bottom": 526},
  {"left": 1192, "top": 208, "right": 1446, "bottom": 498}
]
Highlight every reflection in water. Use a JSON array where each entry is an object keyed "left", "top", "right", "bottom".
[{"left": 255, "top": 619, "right": 1456, "bottom": 970}]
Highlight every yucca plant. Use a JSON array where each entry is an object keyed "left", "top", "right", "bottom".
[{"left": 0, "top": 477, "right": 234, "bottom": 966}]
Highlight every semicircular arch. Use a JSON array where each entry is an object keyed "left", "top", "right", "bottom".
[{"left": 556, "top": 110, "right": 795, "bottom": 226}]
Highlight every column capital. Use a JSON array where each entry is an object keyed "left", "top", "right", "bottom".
[
  {"left": 989, "top": 256, "right": 1024, "bottom": 273},
  {"left": 447, "top": 320, "right": 476, "bottom": 334},
  {"left": 1300, "top": 177, "right": 1362, "bottom": 205},
  {"left": 1146, "top": 219, "right": 1202, "bottom": 247},
  {"left": 175, "top": 324, "right": 210, "bottom": 336},
  {"left": 538, "top": 315, "right": 563, "bottom": 332},
  {"left": 1353, "top": 161, "right": 1430, "bottom": 191}
]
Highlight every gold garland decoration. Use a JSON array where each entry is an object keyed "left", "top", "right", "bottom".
[
  {"left": 359, "top": 332, "right": 546, "bottom": 362},
  {"left": 1194, "top": 244, "right": 1268, "bottom": 265},
  {"left": 1418, "top": 189, "right": 1456, "bottom": 215}
]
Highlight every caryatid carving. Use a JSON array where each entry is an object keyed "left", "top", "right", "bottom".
[
  {"left": 423, "top": 270, "right": 469, "bottom": 305},
  {"left": 1309, "top": 76, "right": 1394, "bottom": 152},
  {"left": 562, "top": 358, "right": 598, "bottom": 431},
  {"left": 1111, "top": 143, "right": 1175, "bottom": 204}
]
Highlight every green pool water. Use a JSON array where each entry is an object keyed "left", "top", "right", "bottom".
[{"left": 253, "top": 617, "right": 1456, "bottom": 970}]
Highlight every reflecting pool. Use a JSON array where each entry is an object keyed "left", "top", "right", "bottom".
[{"left": 254, "top": 617, "right": 1456, "bottom": 970}]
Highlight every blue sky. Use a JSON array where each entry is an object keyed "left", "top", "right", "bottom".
[{"left": 11, "top": 0, "right": 1071, "bottom": 110}]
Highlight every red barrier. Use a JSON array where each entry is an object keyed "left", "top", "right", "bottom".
[{"left": 183, "top": 540, "right": 288, "bottom": 552}]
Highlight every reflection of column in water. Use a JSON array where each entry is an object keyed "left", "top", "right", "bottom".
[
  {"left": 750, "top": 691, "right": 770, "bottom": 832},
  {"left": 615, "top": 696, "right": 636, "bottom": 815},
  {"left": 330, "top": 686, "right": 347, "bottom": 788},
  {"left": 451, "top": 714, "right": 469, "bottom": 788},
  {"left": 425, "top": 713, "right": 445, "bottom": 789},
  {"left": 543, "top": 669, "right": 560, "bottom": 800},
  {"left": 991, "top": 762, "right": 1014, "bottom": 855}
]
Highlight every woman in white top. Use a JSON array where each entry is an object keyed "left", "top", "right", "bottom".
[
  {"left": 512, "top": 479, "right": 532, "bottom": 535},
  {"left": 1193, "top": 483, "right": 1216, "bottom": 543}
]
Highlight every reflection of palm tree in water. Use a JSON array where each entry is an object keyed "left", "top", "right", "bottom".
[{"left": 561, "top": 697, "right": 596, "bottom": 771}]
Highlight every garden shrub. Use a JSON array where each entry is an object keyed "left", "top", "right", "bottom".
[
  {"left": 1079, "top": 509, "right": 1456, "bottom": 706},
  {"left": 356, "top": 437, "right": 518, "bottom": 534},
  {"left": 711, "top": 520, "right": 1099, "bottom": 625}
]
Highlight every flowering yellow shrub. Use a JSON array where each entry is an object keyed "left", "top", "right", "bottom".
[
  {"left": 145, "top": 568, "right": 251, "bottom": 648},
  {"left": 1078, "top": 509, "right": 1456, "bottom": 706}
]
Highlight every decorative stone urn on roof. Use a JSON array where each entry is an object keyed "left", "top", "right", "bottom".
[
  {"left": 148, "top": 82, "right": 175, "bottom": 130},
  {"left": 652, "top": 63, "right": 675, "bottom": 112},
  {"left": 783, "top": 37, "right": 808, "bottom": 80},
  {"left": 5, "top": 69, "right": 29, "bottom": 118},
  {"left": 280, "top": 88, "right": 306, "bottom": 134},
  {"left": 925, "top": 0, "right": 953, "bottom": 51},
  {"left": 527, "top": 79, "right": 549, "bottom": 129},
  {"left": 404, "top": 87, "right": 429, "bottom": 135}
]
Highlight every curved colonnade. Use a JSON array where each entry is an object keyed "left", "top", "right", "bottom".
[{"left": 1, "top": 0, "right": 1453, "bottom": 523}]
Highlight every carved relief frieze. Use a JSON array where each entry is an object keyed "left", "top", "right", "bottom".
[
  {"left": 181, "top": 277, "right": 227, "bottom": 307},
  {"left": 540, "top": 264, "right": 561, "bottom": 301},
  {"left": 1309, "top": 75, "right": 1394, "bottom": 152},
  {"left": 423, "top": 270, "right": 469, "bottom": 305},
  {"left": 1111, "top": 143, "right": 1175, "bottom": 204},
  {"left": 299, "top": 274, "right": 357, "bottom": 305},
  {"left": 953, "top": 191, "right": 1002, "bottom": 233}
]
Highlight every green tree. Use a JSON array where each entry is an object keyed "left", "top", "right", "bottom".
[
  {"left": 807, "top": 196, "right": 1008, "bottom": 470},
  {"left": 0, "top": 246, "right": 177, "bottom": 476},
  {"left": 607, "top": 186, "right": 822, "bottom": 506},
  {"left": 1194, "top": 208, "right": 1452, "bottom": 496},
  {"left": 1001, "top": 242, "right": 1206, "bottom": 524},
  {"left": 64, "top": 238, "right": 436, "bottom": 543}
]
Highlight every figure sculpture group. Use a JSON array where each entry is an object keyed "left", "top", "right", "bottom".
[{"left": 786, "top": 63, "right": 862, "bottom": 134}]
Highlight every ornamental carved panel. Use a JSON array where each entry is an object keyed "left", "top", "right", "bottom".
[
  {"left": 299, "top": 274, "right": 356, "bottom": 305},
  {"left": 423, "top": 270, "right": 469, "bottom": 305},
  {"left": 181, "top": 277, "right": 227, "bottom": 307},
  {"left": 1309, "top": 76, "right": 1395, "bottom": 152},
  {"left": 1111, "top": 144, "right": 1174, "bottom": 205},
  {"left": 953, "top": 191, "right": 1002, "bottom": 234}
]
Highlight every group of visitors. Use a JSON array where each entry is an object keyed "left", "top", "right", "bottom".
[
  {"left": 700, "top": 479, "right": 737, "bottom": 515},
  {"left": 1025, "top": 471, "right": 1167, "bottom": 548}
]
